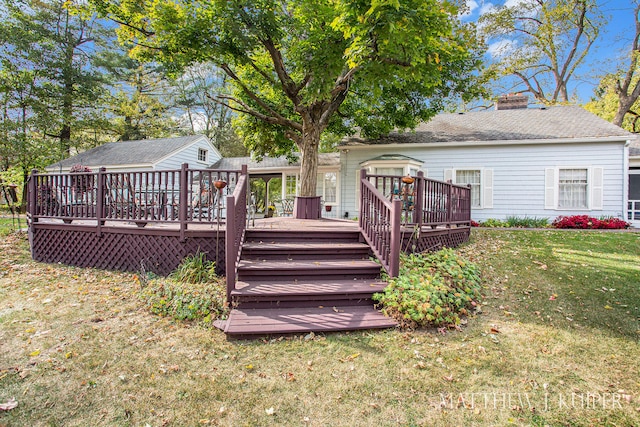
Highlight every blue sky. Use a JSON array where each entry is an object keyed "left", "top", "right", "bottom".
[{"left": 460, "top": 0, "right": 637, "bottom": 104}]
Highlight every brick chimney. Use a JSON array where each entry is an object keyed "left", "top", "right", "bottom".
[{"left": 495, "top": 94, "right": 528, "bottom": 110}]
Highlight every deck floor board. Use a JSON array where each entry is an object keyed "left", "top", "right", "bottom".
[{"left": 224, "top": 305, "right": 396, "bottom": 335}]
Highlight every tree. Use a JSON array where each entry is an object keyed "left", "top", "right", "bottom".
[
  {"left": 0, "top": 0, "right": 113, "bottom": 159},
  {"left": 93, "top": 0, "right": 484, "bottom": 197},
  {"left": 586, "top": 2, "right": 640, "bottom": 130},
  {"left": 480, "top": 0, "right": 604, "bottom": 105}
]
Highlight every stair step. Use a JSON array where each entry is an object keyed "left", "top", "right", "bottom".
[
  {"left": 231, "top": 279, "right": 387, "bottom": 308},
  {"left": 236, "top": 259, "right": 382, "bottom": 280},
  {"left": 216, "top": 305, "right": 397, "bottom": 337},
  {"left": 242, "top": 241, "right": 370, "bottom": 260},
  {"left": 245, "top": 229, "right": 361, "bottom": 243}
]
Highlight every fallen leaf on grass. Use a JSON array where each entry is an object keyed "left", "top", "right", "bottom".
[
  {"left": 340, "top": 353, "right": 360, "bottom": 362},
  {"left": 265, "top": 407, "right": 275, "bottom": 415},
  {"left": 29, "top": 349, "right": 40, "bottom": 357},
  {"left": 549, "top": 294, "right": 557, "bottom": 301},
  {"left": 0, "top": 398, "right": 18, "bottom": 411}
]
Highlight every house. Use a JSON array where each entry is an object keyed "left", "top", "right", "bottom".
[
  {"left": 629, "top": 141, "right": 640, "bottom": 226},
  {"left": 228, "top": 99, "right": 632, "bottom": 224},
  {"left": 46, "top": 135, "right": 222, "bottom": 173},
  {"left": 336, "top": 100, "right": 632, "bottom": 224}
]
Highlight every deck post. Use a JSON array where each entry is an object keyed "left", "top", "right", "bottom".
[
  {"left": 446, "top": 180, "right": 453, "bottom": 227},
  {"left": 96, "top": 167, "right": 105, "bottom": 237},
  {"left": 389, "top": 198, "right": 401, "bottom": 277},
  {"left": 28, "top": 169, "right": 38, "bottom": 223},
  {"left": 225, "top": 195, "right": 236, "bottom": 300},
  {"left": 179, "top": 163, "right": 189, "bottom": 242},
  {"left": 414, "top": 171, "right": 425, "bottom": 227},
  {"left": 358, "top": 169, "right": 367, "bottom": 230}
]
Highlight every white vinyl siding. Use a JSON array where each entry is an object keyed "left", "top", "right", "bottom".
[{"left": 340, "top": 141, "right": 625, "bottom": 222}]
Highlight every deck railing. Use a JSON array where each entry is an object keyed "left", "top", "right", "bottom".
[
  {"left": 225, "top": 165, "right": 248, "bottom": 299},
  {"left": 359, "top": 170, "right": 472, "bottom": 276},
  {"left": 364, "top": 170, "right": 471, "bottom": 228},
  {"left": 359, "top": 169, "right": 402, "bottom": 277},
  {"left": 28, "top": 164, "right": 243, "bottom": 231}
]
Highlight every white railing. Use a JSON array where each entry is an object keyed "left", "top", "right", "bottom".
[{"left": 628, "top": 200, "right": 640, "bottom": 222}]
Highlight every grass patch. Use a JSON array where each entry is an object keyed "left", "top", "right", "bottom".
[{"left": 0, "top": 230, "right": 639, "bottom": 426}]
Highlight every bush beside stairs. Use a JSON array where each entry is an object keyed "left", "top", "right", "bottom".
[{"left": 214, "top": 228, "right": 397, "bottom": 338}]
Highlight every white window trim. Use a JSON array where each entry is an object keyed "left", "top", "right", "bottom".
[
  {"left": 317, "top": 170, "right": 339, "bottom": 207},
  {"left": 197, "top": 148, "right": 208, "bottom": 164},
  {"left": 360, "top": 159, "right": 424, "bottom": 176},
  {"left": 545, "top": 166, "right": 603, "bottom": 211},
  {"left": 446, "top": 168, "right": 493, "bottom": 210}
]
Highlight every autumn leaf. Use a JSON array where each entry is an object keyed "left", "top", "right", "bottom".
[
  {"left": 0, "top": 398, "right": 18, "bottom": 411},
  {"left": 29, "top": 349, "right": 41, "bottom": 357},
  {"left": 265, "top": 407, "right": 275, "bottom": 415}
]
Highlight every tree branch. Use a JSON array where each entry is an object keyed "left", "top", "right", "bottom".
[{"left": 218, "top": 63, "right": 302, "bottom": 131}]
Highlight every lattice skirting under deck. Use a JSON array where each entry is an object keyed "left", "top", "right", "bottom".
[
  {"left": 401, "top": 227, "right": 470, "bottom": 254},
  {"left": 29, "top": 225, "right": 226, "bottom": 276}
]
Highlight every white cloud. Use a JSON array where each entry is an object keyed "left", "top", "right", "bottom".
[
  {"left": 459, "top": 0, "right": 479, "bottom": 19},
  {"left": 479, "top": 2, "right": 498, "bottom": 15},
  {"left": 487, "top": 39, "right": 518, "bottom": 58}
]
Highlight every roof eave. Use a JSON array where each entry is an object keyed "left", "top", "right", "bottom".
[{"left": 338, "top": 136, "right": 630, "bottom": 150}]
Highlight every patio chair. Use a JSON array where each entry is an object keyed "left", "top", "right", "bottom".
[{"left": 275, "top": 198, "right": 294, "bottom": 217}]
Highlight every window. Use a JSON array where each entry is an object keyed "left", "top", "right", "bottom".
[
  {"left": 317, "top": 171, "right": 337, "bottom": 204},
  {"left": 197, "top": 148, "right": 208, "bottom": 163},
  {"left": 375, "top": 167, "right": 404, "bottom": 176},
  {"left": 558, "top": 168, "right": 587, "bottom": 209},
  {"left": 445, "top": 168, "right": 493, "bottom": 209},
  {"left": 545, "top": 167, "right": 603, "bottom": 211},
  {"left": 284, "top": 174, "right": 298, "bottom": 199},
  {"left": 455, "top": 170, "right": 481, "bottom": 208}
]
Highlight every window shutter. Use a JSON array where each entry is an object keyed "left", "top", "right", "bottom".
[
  {"left": 591, "top": 167, "right": 604, "bottom": 210},
  {"left": 444, "top": 169, "right": 453, "bottom": 183},
  {"left": 482, "top": 169, "right": 493, "bottom": 209},
  {"left": 544, "top": 168, "right": 556, "bottom": 209}
]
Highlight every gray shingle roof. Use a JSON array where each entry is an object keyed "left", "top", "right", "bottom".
[
  {"left": 342, "top": 106, "right": 632, "bottom": 146},
  {"left": 212, "top": 152, "right": 340, "bottom": 171},
  {"left": 48, "top": 135, "right": 207, "bottom": 170}
]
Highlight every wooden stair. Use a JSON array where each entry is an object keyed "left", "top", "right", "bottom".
[{"left": 215, "top": 228, "right": 396, "bottom": 338}]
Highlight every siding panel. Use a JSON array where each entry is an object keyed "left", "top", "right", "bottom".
[{"left": 340, "top": 142, "right": 626, "bottom": 221}]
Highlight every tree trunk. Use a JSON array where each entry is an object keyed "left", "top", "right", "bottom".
[
  {"left": 298, "top": 121, "right": 321, "bottom": 197},
  {"left": 614, "top": 95, "right": 636, "bottom": 127}
]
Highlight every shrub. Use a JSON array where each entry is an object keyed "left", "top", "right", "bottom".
[
  {"left": 480, "top": 218, "right": 507, "bottom": 227},
  {"left": 169, "top": 252, "right": 218, "bottom": 283},
  {"left": 373, "top": 248, "right": 482, "bottom": 329},
  {"left": 139, "top": 253, "right": 228, "bottom": 325},
  {"left": 552, "top": 215, "right": 629, "bottom": 230},
  {"left": 505, "top": 216, "right": 549, "bottom": 228}
]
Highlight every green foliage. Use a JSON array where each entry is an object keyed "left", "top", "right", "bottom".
[
  {"left": 169, "top": 252, "right": 218, "bottom": 284},
  {"left": 504, "top": 216, "right": 549, "bottom": 228},
  {"left": 93, "top": 0, "right": 486, "bottom": 196},
  {"left": 480, "top": 218, "right": 507, "bottom": 228},
  {"left": 373, "top": 248, "right": 482, "bottom": 329},
  {"left": 140, "top": 253, "right": 227, "bottom": 324},
  {"left": 139, "top": 279, "right": 227, "bottom": 324}
]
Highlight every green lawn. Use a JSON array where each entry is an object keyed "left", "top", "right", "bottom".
[{"left": 0, "top": 229, "right": 639, "bottom": 426}]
